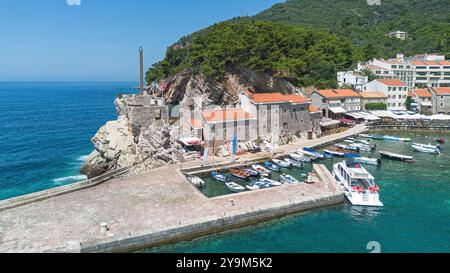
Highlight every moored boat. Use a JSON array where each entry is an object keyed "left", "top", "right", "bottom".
[
  {"left": 272, "top": 158, "right": 291, "bottom": 168},
  {"left": 349, "top": 143, "right": 374, "bottom": 152},
  {"left": 252, "top": 164, "right": 271, "bottom": 177},
  {"left": 353, "top": 157, "right": 381, "bottom": 166},
  {"left": 211, "top": 172, "right": 230, "bottom": 182},
  {"left": 332, "top": 161, "right": 383, "bottom": 207},
  {"left": 280, "top": 174, "right": 300, "bottom": 185},
  {"left": 260, "top": 177, "right": 283, "bottom": 187},
  {"left": 383, "top": 135, "right": 412, "bottom": 142},
  {"left": 380, "top": 151, "right": 414, "bottom": 162},
  {"left": 324, "top": 150, "right": 345, "bottom": 157},
  {"left": 301, "top": 148, "right": 326, "bottom": 159},
  {"left": 412, "top": 143, "right": 441, "bottom": 155},
  {"left": 245, "top": 182, "right": 261, "bottom": 191},
  {"left": 187, "top": 175, "right": 205, "bottom": 188},
  {"left": 264, "top": 161, "right": 281, "bottom": 172},
  {"left": 245, "top": 168, "right": 260, "bottom": 177},
  {"left": 335, "top": 143, "right": 360, "bottom": 152},
  {"left": 225, "top": 182, "right": 246, "bottom": 193},
  {"left": 230, "top": 169, "right": 251, "bottom": 180},
  {"left": 284, "top": 158, "right": 303, "bottom": 168},
  {"left": 360, "top": 134, "right": 384, "bottom": 140}
]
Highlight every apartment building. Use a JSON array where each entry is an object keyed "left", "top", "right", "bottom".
[
  {"left": 429, "top": 87, "right": 450, "bottom": 115},
  {"left": 364, "top": 79, "right": 408, "bottom": 111},
  {"left": 337, "top": 71, "right": 368, "bottom": 91},
  {"left": 311, "top": 89, "right": 362, "bottom": 118},
  {"left": 359, "top": 92, "right": 388, "bottom": 111},
  {"left": 410, "top": 54, "right": 450, "bottom": 88}
]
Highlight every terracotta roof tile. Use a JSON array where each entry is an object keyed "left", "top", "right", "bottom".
[
  {"left": 245, "top": 91, "right": 308, "bottom": 104},
  {"left": 376, "top": 79, "right": 407, "bottom": 87},
  {"left": 431, "top": 87, "right": 450, "bottom": 95},
  {"left": 309, "top": 105, "right": 321, "bottom": 113},
  {"left": 359, "top": 92, "right": 387, "bottom": 99},
  {"left": 316, "top": 89, "right": 361, "bottom": 99},
  {"left": 413, "top": 88, "right": 432, "bottom": 98}
]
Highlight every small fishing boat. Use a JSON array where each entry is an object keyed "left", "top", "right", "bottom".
[
  {"left": 260, "top": 178, "right": 283, "bottom": 187},
  {"left": 230, "top": 169, "right": 251, "bottom": 180},
  {"left": 353, "top": 157, "right": 381, "bottom": 166},
  {"left": 254, "top": 180, "right": 271, "bottom": 189},
  {"left": 383, "top": 135, "right": 412, "bottom": 142},
  {"left": 357, "top": 139, "right": 371, "bottom": 145},
  {"left": 335, "top": 143, "right": 360, "bottom": 152},
  {"left": 301, "top": 148, "right": 326, "bottom": 159},
  {"left": 272, "top": 158, "right": 291, "bottom": 168},
  {"left": 343, "top": 139, "right": 355, "bottom": 144},
  {"left": 225, "top": 182, "right": 246, "bottom": 193},
  {"left": 289, "top": 152, "right": 312, "bottom": 162},
  {"left": 245, "top": 168, "right": 260, "bottom": 177},
  {"left": 211, "top": 172, "right": 230, "bottom": 182},
  {"left": 252, "top": 164, "right": 271, "bottom": 177},
  {"left": 349, "top": 143, "right": 373, "bottom": 152},
  {"left": 360, "top": 134, "right": 384, "bottom": 140},
  {"left": 284, "top": 158, "right": 303, "bottom": 168},
  {"left": 324, "top": 150, "right": 345, "bottom": 157},
  {"left": 246, "top": 182, "right": 261, "bottom": 191},
  {"left": 332, "top": 161, "right": 383, "bottom": 207},
  {"left": 412, "top": 143, "right": 441, "bottom": 155},
  {"left": 264, "top": 161, "right": 281, "bottom": 172},
  {"left": 187, "top": 175, "right": 205, "bottom": 188},
  {"left": 380, "top": 151, "right": 414, "bottom": 163},
  {"left": 280, "top": 174, "right": 300, "bottom": 185}
]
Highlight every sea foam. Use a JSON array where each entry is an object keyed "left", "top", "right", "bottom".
[{"left": 53, "top": 175, "right": 87, "bottom": 183}]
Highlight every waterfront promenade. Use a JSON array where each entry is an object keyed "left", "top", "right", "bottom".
[{"left": 0, "top": 125, "right": 366, "bottom": 253}]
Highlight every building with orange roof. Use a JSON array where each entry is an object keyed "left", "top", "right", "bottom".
[
  {"left": 240, "top": 90, "right": 321, "bottom": 136},
  {"left": 410, "top": 89, "right": 433, "bottom": 114},
  {"left": 311, "top": 89, "right": 363, "bottom": 118},
  {"left": 359, "top": 92, "right": 388, "bottom": 111},
  {"left": 429, "top": 87, "right": 450, "bottom": 115},
  {"left": 364, "top": 79, "right": 409, "bottom": 111}
]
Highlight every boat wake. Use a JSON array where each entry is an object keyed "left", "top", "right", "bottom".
[{"left": 53, "top": 175, "right": 87, "bottom": 184}]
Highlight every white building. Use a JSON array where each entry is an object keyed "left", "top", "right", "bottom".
[
  {"left": 364, "top": 79, "right": 408, "bottom": 111},
  {"left": 388, "top": 31, "right": 408, "bottom": 40},
  {"left": 410, "top": 54, "right": 450, "bottom": 88},
  {"left": 359, "top": 54, "right": 414, "bottom": 89},
  {"left": 337, "top": 71, "right": 368, "bottom": 91}
]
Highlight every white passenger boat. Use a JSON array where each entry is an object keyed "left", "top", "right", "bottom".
[
  {"left": 284, "top": 158, "right": 303, "bottom": 168},
  {"left": 272, "top": 158, "right": 291, "bottom": 168},
  {"left": 332, "top": 161, "right": 384, "bottom": 207},
  {"left": 252, "top": 164, "right": 271, "bottom": 177},
  {"left": 412, "top": 143, "right": 441, "bottom": 155},
  {"left": 353, "top": 157, "right": 381, "bottom": 166},
  {"left": 187, "top": 175, "right": 205, "bottom": 188},
  {"left": 289, "top": 152, "right": 311, "bottom": 162},
  {"left": 260, "top": 178, "right": 283, "bottom": 187},
  {"left": 280, "top": 174, "right": 300, "bottom": 185},
  {"left": 225, "top": 182, "right": 246, "bottom": 193}
]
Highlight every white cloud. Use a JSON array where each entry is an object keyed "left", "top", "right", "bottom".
[{"left": 67, "top": 0, "right": 81, "bottom": 6}]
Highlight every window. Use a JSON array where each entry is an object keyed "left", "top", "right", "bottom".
[
  {"left": 441, "top": 103, "right": 445, "bottom": 107},
  {"left": 263, "top": 110, "right": 267, "bottom": 117},
  {"left": 284, "top": 109, "right": 288, "bottom": 115},
  {"left": 293, "top": 108, "right": 297, "bottom": 113}
]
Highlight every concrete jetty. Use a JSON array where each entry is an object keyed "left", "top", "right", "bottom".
[{"left": 0, "top": 125, "right": 367, "bottom": 253}]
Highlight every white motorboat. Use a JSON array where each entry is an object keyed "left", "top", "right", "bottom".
[
  {"left": 289, "top": 152, "right": 311, "bottom": 162},
  {"left": 187, "top": 175, "right": 205, "bottom": 188},
  {"left": 211, "top": 172, "right": 230, "bottom": 182},
  {"left": 353, "top": 157, "right": 381, "bottom": 166},
  {"left": 260, "top": 177, "right": 283, "bottom": 187},
  {"left": 252, "top": 164, "right": 271, "bottom": 177},
  {"left": 324, "top": 150, "right": 345, "bottom": 157},
  {"left": 246, "top": 182, "right": 261, "bottom": 191},
  {"left": 350, "top": 143, "right": 373, "bottom": 152},
  {"left": 272, "top": 158, "right": 291, "bottom": 168},
  {"left": 335, "top": 143, "right": 360, "bottom": 152},
  {"left": 280, "top": 174, "right": 300, "bottom": 185},
  {"left": 284, "top": 158, "right": 303, "bottom": 168},
  {"left": 383, "top": 135, "right": 412, "bottom": 142},
  {"left": 225, "top": 182, "right": 246, "bottom": 193},
  {"left": 299, "top": 149, "right": 325, "bottom": 160},
  {"left": 332, "top": 161, "right": 383, "bottom": 207},
  {"left": 412, "top": 143, "right": 441, "bottom": 155},
  {"left": 344, "top": 139, "right": 355, "bottom": 144}
]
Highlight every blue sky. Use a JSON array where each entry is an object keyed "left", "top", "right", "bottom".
[{"left": 0, "top": 0, "right": 283, "bottom": 81}]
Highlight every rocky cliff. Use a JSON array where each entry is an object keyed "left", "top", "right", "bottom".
[
  {"left": 160, "top": 66, "right": 303, "bottom": 107},
  {"left": 81, "top": 97, "right": 182, "bottom": 179}
]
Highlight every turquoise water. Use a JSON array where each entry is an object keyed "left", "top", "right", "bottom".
[
  {"left": 144, "top": 131, "right": 450, "bottom": 253},
  {"left": 0, "top": 82, "right": 137, "bottom": 200}
]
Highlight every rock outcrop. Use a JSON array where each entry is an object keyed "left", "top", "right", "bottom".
[
  {"left": 81, "top": 96, "right": 182, "bottom": 179},
  {"left": 160, "top": 66, "right": 302, "bottom": 107}
]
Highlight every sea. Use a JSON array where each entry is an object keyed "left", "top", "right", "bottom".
[
  {"left": 0, "top": 81, "right": 137, "bottom": 200},
  {"left": 0, "top": 82, "right": 449, "bottom": 253}
]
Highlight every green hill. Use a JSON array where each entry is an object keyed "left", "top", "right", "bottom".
[
  {"left": 255, "top": 0, "right": 449, "bottom": 59},
  {"left": 146, "top": 21, "right": 357, "bottom": 88},
  {"left": 146, "top": 0, "right": 449, "bottom": 89}
]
